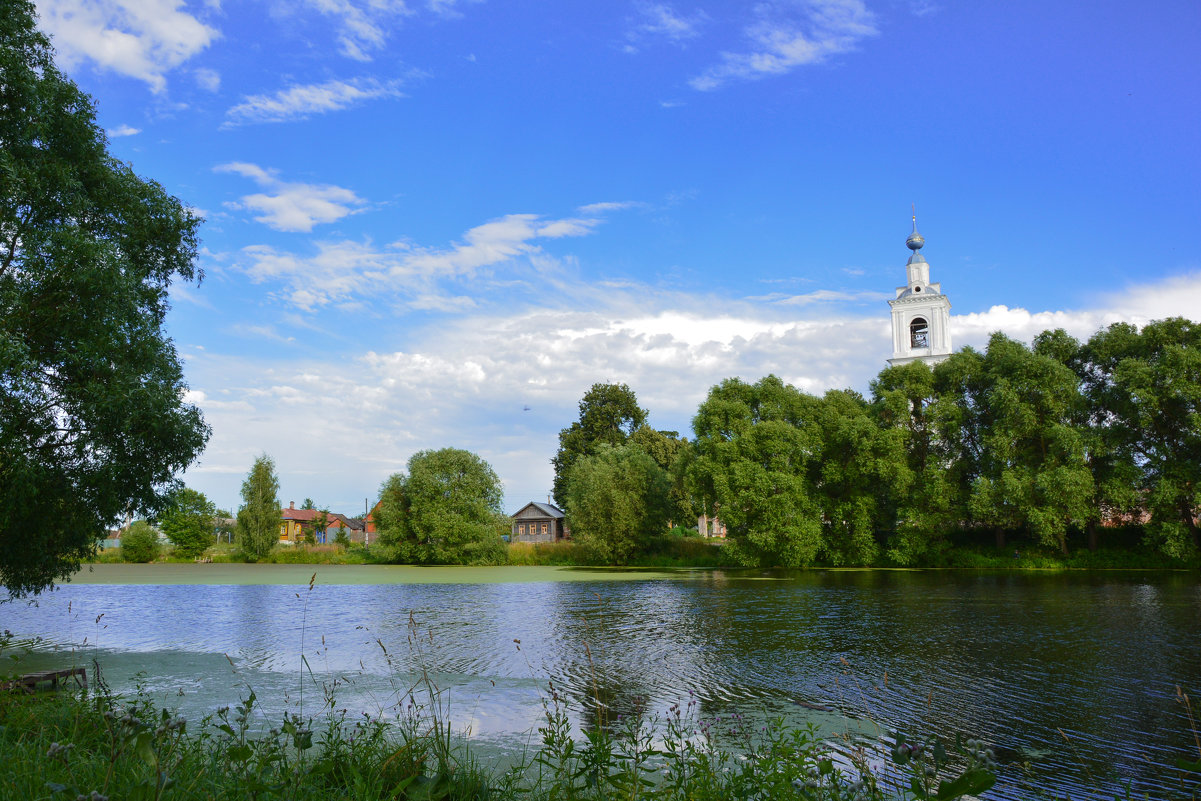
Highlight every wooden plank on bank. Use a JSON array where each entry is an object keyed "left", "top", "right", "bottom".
[{"left": 1, "top": 667, "right": 87, "bottom": 693}]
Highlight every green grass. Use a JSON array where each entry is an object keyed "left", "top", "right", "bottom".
[
  {"left": 922, "top": 545, "right": 1201, "bottom": 571},
  {"left": 505, "top": 536, "right": 732, "bottom": 568},
  {"left": 89, "top": 532, "right": 1201, "bottom": 572}
]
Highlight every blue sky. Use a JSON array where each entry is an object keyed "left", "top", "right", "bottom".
[{"left": 35, "top": 0, "right": 1201, "bottom": 517}]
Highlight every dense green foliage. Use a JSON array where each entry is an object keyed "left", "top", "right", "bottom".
[
  {"left": 565, "top": 444, "right": 672, "bottom": 563},
  {"left": 0, "top": 0, "right": 209, "bottom": 596},
  {"left": 120, "top": 521, "right": 160, "bottom": 563},
  {"left": 160, "top": 487, "right": 217, "bottom": 558},
  {"left": 680, "top": 320, "right": 1201, "bottom": 568},
  {"left": 551, "top": 382, "right": 648, "bottom": 506},
  {"left": 377, "top": 448, "right": 508, "bottom": 564},
  {"left": 1076, "top": 319, "right": 1201, "bottom": 557},
  {"left": 236, "top": 455, "right": 281, "bottom": 560},
  {"left": 689, "top": 375, "right": 827, "bottom": 566}
]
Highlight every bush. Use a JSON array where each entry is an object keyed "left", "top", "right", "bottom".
[{"left": 120, "top": 521, "right": 160, "bottom": 563}]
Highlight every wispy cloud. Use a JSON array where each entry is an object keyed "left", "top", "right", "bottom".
[
  {"left": 297, "top": 0, "right": 412, "bottom": 61},
  {"left": 37, "top": 0, "right": 218, "bottom": 93},
  {"left": 577, "top": 201, "right": 642, "bottom": 214},
  {"left": 194, "top": 67, "right": 220, "bottom": 91},
  {"left": 227, "top": 323, "right": 297, "bottom": 344},
  {"left": 747, "top": 288, "right": 892, "bottom": 306},
  {"left": 216, "top": 162, "right": 368, "bottom": 232},
  {"left": 224, "top": 78, "right": 405, "bottom": 126},
  {"left": 106, "top": 123, "right": 141, "bottom": 137},
  {"left": 425, "top": 0, "right": 477, "bottom": 18},
  {"left": 230, "top": 210, "right": 614, "bottom": 311},
  {"left": 625, "top": 3, "right": 706, "bottom": 52},
  {"left": 690, "top": 0, "right": 877, "bottom": 91}
]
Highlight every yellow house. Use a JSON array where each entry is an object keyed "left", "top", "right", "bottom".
[{"left": 279, "top": 501, "right": 321, "bottom": 544}]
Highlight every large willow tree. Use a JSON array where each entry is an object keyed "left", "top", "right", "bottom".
[{"left": 0, "top": 2, "right": 209, "bottom": 595}]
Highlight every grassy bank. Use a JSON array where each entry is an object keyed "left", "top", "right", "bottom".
[
  {"left": 89, "top": 535, "right": 1201, "bottom": 571},
  {"left": 1, "top": 677, "right": 1005, "bottom": 801}
]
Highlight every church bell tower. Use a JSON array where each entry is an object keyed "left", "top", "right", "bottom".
[{"left": 888, "top": 212, "right": 951, "bottom": 366}]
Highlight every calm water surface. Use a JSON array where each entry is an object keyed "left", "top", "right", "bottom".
[{"left": 4, "top": 565, "right": 1200, "bottom": 800}]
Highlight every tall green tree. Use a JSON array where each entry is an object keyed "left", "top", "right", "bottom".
[
  {"left": 813, "top": 389, "right": 911, "bottom": 565},
  {"left": 375, "top": 473, "right": 407, "bottom": 548},
  {"left": 1034, "top": 328, "right": 1141, "bottom": 550},
  {"left": 952, "top": 334, "right": 1093, "bottom": 553},
  {"left": 565, "top": 444, "right": 671, "bottom": 564},
  {"left": 871, "top": 360, "right": 957, "bottom": 563},
  {"left": 236, "top": 455, "right": 280, "bottom": 560},
  {"left": 628, "top": 424, "right": 696, "bottom": 525},
  {"left": 690, "top": 375, "right": 825, "bottom": 566},
  {"left": 552, "top": 383, "right": 647, "bottom": 506},
  {"left": 377, "top": 448, "right": 506, "bottom": 565},
  {"left": 160, "top": 486, "right": 216, "bottom": 558},
  {"left": 1081, "top": 318, "right": 1201, "bottom": 557},
  {"left": 0, "top": 1, "right": 209, "bottom": 595}
]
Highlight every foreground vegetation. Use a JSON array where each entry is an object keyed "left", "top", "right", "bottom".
[
  {"left": 5, "top": 668, "right": 1201, "bottom": 800},
  {"left": 0, "top": 675, "right": 1004, "bottom": 801}
]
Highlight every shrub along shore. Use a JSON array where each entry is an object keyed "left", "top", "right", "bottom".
[{"left": 90, "top": 531, "right": 1201, "bottom": 571}]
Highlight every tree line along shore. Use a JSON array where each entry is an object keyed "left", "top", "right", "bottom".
[{"left": 110, "top": 316, "right": 1201, "bottom": 573}]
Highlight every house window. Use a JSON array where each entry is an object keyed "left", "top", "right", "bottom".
[
  {"left": 541, "top": 523, "right": 548, "bottom": 534},
  {"left": 910, "top": 317, "right": 929, "bottom": 349},
  {"left": 518, "top": 524, "right": 525, "bottom": 535}
]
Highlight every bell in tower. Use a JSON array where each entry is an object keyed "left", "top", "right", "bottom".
[{"left": 887, "top": 210, "right": 952, "bottom": 366}]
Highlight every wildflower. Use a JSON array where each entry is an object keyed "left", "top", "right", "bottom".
[{"left": 47, "top": 742, "right": 74, "bottom": 760}]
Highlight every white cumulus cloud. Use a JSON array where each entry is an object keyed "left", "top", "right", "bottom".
[
  {"left": 216, "top": 162, "right": 369, "bottom": 233},
  {"left": 36, "top": 0, "right": 217, "bottom": 93},
  {"left": 106, "top": 123, "right": 141, "bottom": 137}
]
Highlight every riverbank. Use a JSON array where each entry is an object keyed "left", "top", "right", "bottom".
[
  {"left": 66, "top": 562, "right": 708, "bottom": 585},
  {"left": 86, "top": 538, "right": 1201, "bottom": 572},
  {"left": 0, "top": 675, "right": 1001, "bottom": 801}
]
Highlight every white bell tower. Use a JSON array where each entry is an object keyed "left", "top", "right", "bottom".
[{"left": 888, "top": 211, "right": 951, "bottom": 366}]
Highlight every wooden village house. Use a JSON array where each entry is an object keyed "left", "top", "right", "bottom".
[
  {"left": 511, "top": 501, "right": 568, "bottom": 543},
  {"left": 280, "top": 502, "right": 367, "bottom": 544}
]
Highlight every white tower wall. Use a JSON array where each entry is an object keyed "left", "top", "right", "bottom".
[{"left": 888, "top": 216, "right": 952, "bottom": 367}]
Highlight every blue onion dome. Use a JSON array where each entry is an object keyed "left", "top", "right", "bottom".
[{"left": 906, "top": 215, "right": 925, "bottom": 251}]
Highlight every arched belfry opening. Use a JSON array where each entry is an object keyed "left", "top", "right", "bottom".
[
  {"left": 910, "top": 317, "right": 929, "bottom": 349},
  {"left": 887, "top": 209, "right": 952, "bottom": 366}
]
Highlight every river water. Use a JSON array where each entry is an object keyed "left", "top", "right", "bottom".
[{"left": 3, "top": 565, "right": 1200, "bottom": 799}]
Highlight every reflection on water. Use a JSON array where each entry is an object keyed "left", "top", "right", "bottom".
[{"left": 3, "top": 569, "right": 1200, "bottom": 800}]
